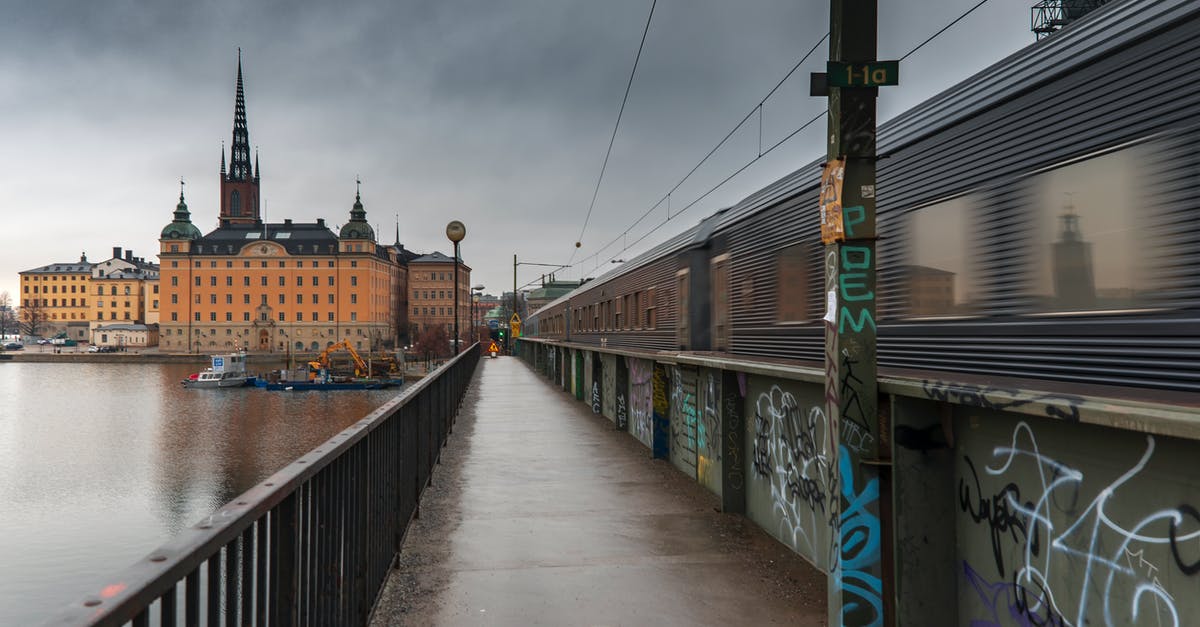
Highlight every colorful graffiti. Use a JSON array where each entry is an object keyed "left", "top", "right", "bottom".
[
  {"left": 670, "top": 366, "right": 699, "bottom": 474},
  {"left": 697, "top": 369, "right": 722, "bottom": 493}
]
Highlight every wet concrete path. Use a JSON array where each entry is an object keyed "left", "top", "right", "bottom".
[{"left": 370, "top": 356, "right": 826, "bottom": 626}]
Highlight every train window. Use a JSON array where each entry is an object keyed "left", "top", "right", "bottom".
[
  {"left": 592, "top": 305, "right": 599, "bottom": 331},
  {"left": 632, "top": 292, "right": 641, "bottom": 329},
  {"left": 906, "top": 196, "right": 978, "bottom": 316},
  {"left": 712, "top": 254, "right": 731, "bottom": 351},
  {"left": 677, "top": 269, "right": 690, "bottom": 349},
  {"left": 1027, "top": 146, "right": 1152, "bottom": 313},
  {"left": 777, "top": 243, "right": 808, "bottom": 322},
  {"left": 645, "top": 287, "right": 657, "bottom": 329},
  {"left": 623, "top": 295, "right": 632, "bottom": 329},
  {"left": 615, "top": 296, "right": 623, "bottom": 330}
]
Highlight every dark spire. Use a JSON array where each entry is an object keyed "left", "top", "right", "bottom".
[
  {"left": 220, "top": 142, "right": 226, "bottom": 175},
  {"left": 228, "top": 48, "right": 251, "bottom": 181},
  {"left": 254, "top": 148, "right": 260, "bottom": 181},
  {"left": 395, "top": 215, "right": 400, "bottom": 246}
]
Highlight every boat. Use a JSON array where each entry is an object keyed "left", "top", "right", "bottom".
[
  {"left": 183, "top": 352, "right": 254, "bottom": 389},
  {"left": 254, "top": 365, "right": 401, "bottom": 391}
]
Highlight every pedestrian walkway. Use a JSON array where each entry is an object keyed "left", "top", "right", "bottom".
[{"left": 371, "top": 356, "right": 826, "bottom": 626}]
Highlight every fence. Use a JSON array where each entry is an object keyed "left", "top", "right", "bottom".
[{"left": 50, "top": 343, "right": 480, "bottom": 626}]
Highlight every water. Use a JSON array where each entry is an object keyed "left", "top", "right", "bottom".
[{"left": 0, "top": 361, "right": 402, "bottom": 624}]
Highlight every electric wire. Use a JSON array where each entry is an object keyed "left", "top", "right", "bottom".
[
  {"left": 568, "top": 0, "right": 996, "bottom": 276},
  {"left": 569, "top": 0, "right": 658, "bottom": 266}
]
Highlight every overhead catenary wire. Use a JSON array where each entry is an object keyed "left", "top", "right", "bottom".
[
  {"left": 569, "top": 0, "right": 658, "bottom": 266},
  {"left": 568, "top": 0, "right": 999, "bottom": 275}
]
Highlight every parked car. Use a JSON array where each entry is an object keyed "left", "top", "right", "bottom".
[
  {"left": 35, "top": 338, "right": 51, "bottom": 345},
  {"left": 87, "top": 345, "right": 100, "bottom": 353},
  {"left": 4, "top": 342, "right": 22, "bottom": 350}
]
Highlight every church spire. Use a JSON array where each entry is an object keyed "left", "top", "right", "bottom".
[
  {"left": 220, "top": 142, "right": 226, "bottom": 175},
  {"left": 228, "top": 48, "right": 251, "bottom": 182},
  {"left": 219, "top": 49, "right": 261, "bottom": 226}
]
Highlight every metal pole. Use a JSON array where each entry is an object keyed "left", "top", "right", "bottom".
[
  {"left": 453, "top": 242, "right": 460, "bottom": 355},
  {"left": 823, "top": 1, "right": 889, "bottom": 625}
]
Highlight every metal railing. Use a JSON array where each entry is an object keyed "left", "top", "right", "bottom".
[{"left": 49, "top": 343, "right": 481, "bottom": 626}]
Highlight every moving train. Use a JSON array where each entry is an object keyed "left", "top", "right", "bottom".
[{"left": 524, "top": 0, "right": 1200, "bottom": 394}]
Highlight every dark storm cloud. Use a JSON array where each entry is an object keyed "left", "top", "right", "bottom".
[{"left": 0, "top": 0, "right": 1034, "bottom": 298}]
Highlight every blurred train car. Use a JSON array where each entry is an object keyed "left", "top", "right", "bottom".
[{"left": 525, "top": 0, "right": 1200, "bottom": 393}]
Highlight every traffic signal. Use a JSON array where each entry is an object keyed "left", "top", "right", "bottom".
[{"left": 499, "top": 329, "right": 506, "bottom": 340}]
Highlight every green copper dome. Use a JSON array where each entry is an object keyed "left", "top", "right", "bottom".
[
  {"left": 161, "top": 188, "right": 202, "bottom": 240},
  {"left": 339, "top": 187, "right": 375, "bottom": 241}
]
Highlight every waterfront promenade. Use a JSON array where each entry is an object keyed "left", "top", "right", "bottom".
[{"left": 370, "top": 357, "right": 826, "bottom": 625}]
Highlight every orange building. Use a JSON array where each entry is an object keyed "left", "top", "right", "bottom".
[{"left": 156, "top": 56, "right": 407, "bottom": 354}]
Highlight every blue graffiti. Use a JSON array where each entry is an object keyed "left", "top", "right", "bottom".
[
  {"left": 962, "top": 561, "right": 1065, "bottom": 627},
  {"left": 839, "top": 445, "right": 883, "bottom": 627}
]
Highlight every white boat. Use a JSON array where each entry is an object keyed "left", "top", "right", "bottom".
[{"left": 183, "top": 352, "right": 251, "bottom": 389}]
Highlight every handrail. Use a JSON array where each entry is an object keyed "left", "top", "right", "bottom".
[{"left": 48, "top": 343, "right": 482, "bottom": 626}]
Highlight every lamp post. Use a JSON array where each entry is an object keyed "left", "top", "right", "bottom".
[
  {"left": 471, "top": 284, "right": 484, "bottom": 344},
  {"left": 446, "top": 221, "right": 466, "bottom": 355}
]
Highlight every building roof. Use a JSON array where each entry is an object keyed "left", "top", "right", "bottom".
[
  {"left": 193, "top": 221, "right": 341, "bottom": 256},
  {"left": 21, "top": 260, "right": 94, "bottom": 275},
  {"left": 94, "top": 268, "right": 160, "bottom": 280},
  {"left": 410, "top": 251, "right": 472, "bottom": 271},
  {"left": 94, "top": 323, "right": 154, "bottom": 332}
]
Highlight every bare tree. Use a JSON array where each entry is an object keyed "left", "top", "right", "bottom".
[
  {"left": 20, "top": 296, "right": 47, "bottom": 338},
  {"left": 413, "top": 324, "right": 450, "bottom": 359},
  {"left": 0, "top": 291, "right": 14, "bottom": 339}
]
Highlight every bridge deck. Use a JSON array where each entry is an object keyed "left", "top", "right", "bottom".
[{"left": 371, "top": 355, "right": 826, "bottom": 625}]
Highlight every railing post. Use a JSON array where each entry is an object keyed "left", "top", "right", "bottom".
[{"left": 270, "top": 493, "right": 298, "bottom": 626}]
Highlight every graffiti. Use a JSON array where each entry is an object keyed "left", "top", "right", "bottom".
[
  {"left": 752, "top": 385, "right": 835, "bottom": 557},
  {"left": 838, "top": 245, "right": 876, "bottom": 334},
  {"left": 1169, "top": 505, "right": 1200, "bottom": 576},
  {"left": 616, "top": 392, "right": 628, "bottom": 431},
  {"left": 922, "top": 379, "right": 1083, "bottom": 422},
  {"left": 696, "top": 370, "right": 721, "bottom": 488},
  {"left": 958, "top": 420, "right": 1200, "bottom": 627},
  {"left": 960, "top": 456, "right": 1039, "bottom": 577},
  {"left": 722, "top": 378, "right": 745, "bottom": 493},
  {"left": 591, "top": 380, "right": 601, "bottom": 414},
  {"left": 963, "top": 561, "right": 1066, "bottom": 627},
  {"left": 628, "top": 358, "right": 653, "bottom": 448},
  {"left": 670, "top": 367, "right": 698, "bottom": 471},
  {"left": 838, "top": 444, "right": 882, "bottom": 627}
]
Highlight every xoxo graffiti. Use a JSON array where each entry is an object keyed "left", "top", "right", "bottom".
[{"left": 923, "top": 380, "right": 1083, "bottom": 423}]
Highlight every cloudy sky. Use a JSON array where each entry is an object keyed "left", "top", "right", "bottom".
[{"left": 0, "top": 0, "right": 1036, "bottom": 302}]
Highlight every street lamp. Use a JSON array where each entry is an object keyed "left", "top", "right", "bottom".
[
  {"left": 446, "top": 220, "right": 466, "bottom": 355},
  {"left": 471, "top": 285, "right": 485, "bottom": 343}
]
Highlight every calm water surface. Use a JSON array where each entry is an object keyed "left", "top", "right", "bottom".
[{"left": 0, "top": 361, "right": 402, "bottom": 624}]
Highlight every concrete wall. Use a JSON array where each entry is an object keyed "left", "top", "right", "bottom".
[{"left": 516, "top": 340, "right": 1200, "bottom": 626}]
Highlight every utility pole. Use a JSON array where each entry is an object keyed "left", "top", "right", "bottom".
[{"left": 818, "top": 1, "right": 895, "bottom": 625}]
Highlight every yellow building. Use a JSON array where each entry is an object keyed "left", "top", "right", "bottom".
[
  {"left": 89, "top": 247, "right": 159, "bottom": 327},
  {"left": 18, "top": 254, "right": 93, "bottom": 340}
]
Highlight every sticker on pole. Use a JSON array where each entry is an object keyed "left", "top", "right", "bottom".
[{"left": 819, "top": 158, "right": 846, "bottom": 244}]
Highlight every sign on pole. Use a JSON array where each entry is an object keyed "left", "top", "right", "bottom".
[{"left": 819, "top": 158, "right": 846, "bottom": 244}]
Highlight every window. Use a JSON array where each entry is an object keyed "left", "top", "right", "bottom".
[
  {"left": 645, "top": 287, "right": 657, "bottom": 329},
  {"left": 210, "top": 312, "right": 217, "bottom": 321},
  {"left": 413, "top": 307, "right": 419, "bottom": 315},
  {"left": 279, "top": 294, "right": 286, "bottom": 304},
  {"left": 711, "top": 254, "right": 731, "bottom": 351},
  {"left": 413, "top": 290, "right": 418, "bottom": 299},
  {"left": 297, "top": 294, "right": 303, "bottom": 304},
  {"left": 171, "top": 276, "right": 179, "bottom": 287},
  {"left": 350, "top": 294, "right": 357, "bottom": 304},
  {"left": 243, "top": 276, "right": 250, "bottom": 286},
  {"left": 676, "top": 269, "right": 690, "bottom": 348},
  {"left": 351, "top": 261, "right": 358, "bottom": 268},
  {"left": 225, "top": 294, "right": 233, "bottom": 304},
  {"left": 260, "top": 277, "right": 267, "bottom": 286},
  {"left": 279, "top": 276, "right": 286, "bottom": 286},
  {"left": 152, "top": 300, "right": 158, "bottom": 308},
  {"left": 210, "top": 276, "right": 217, "bottom": 287},
  {"left": 296, "top": 276, "right": 303, "bottom": 286},
  {"left": 350, "top": 312, "right": 357, "bottom": 321},
  {"left": 328, "top": 312, "right": 335, "bottom": 321},
  {"left": 328, "top": 294, "right": 334, "bottom": 304},
  {"left": 209, "top": 294, "right": 216, "bottom": 304},
  {"left": 194, "top": 276, "right": 201, "bottom": 286},
  {"left": 296, "top": 312, "right": 303, "bottom": 322},
  {"left": 225, "top": 312, "right": 232, "bottom": 321},
  {"left": 172, "top": 312, "right": 178, "bottom": 321},
  {"left": 153, "top": 285, "right": 159, "bottom": 294},
  {"left": 244, "top": 294, "right": 251, "bottom": 304},
  {"left": 312, "top": 312, "right": 319, "bottom": 321},
  {"left": 195, "top": 312, "right": 201, "bottom": 322},
  {"left": 350, "top": 276, "right": 358, "bottom": 287},
  {"left": 279, "top": 312, "right": 286, "bottom": 322},
  {"left": 327, "top": 276, "right": 334, "bottom": 286}
]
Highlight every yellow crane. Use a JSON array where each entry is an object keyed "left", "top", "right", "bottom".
[{"left": 308, "top": 340, "right": 370, "bottom": 378}]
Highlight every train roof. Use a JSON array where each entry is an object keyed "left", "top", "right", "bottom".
[{"left": 528, "top": 0, "right": 1196, "bottom": 319}]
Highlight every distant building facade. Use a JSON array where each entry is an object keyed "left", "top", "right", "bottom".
[
  {"left": 91, "top": 323, "right": 159, "bottom": 349},
  {"left": 19, "top": 247, "right": 158, "bottom": 341},
  {"left": 408, "top": 252, "right": 472, "bottom": 343},
  {"left": 157, "top": 55, "right": 410, "bottom": 354}
]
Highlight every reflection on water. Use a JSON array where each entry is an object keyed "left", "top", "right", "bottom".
[{"left": 0, "top": 361, "right": 400, "bottom": 624}]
